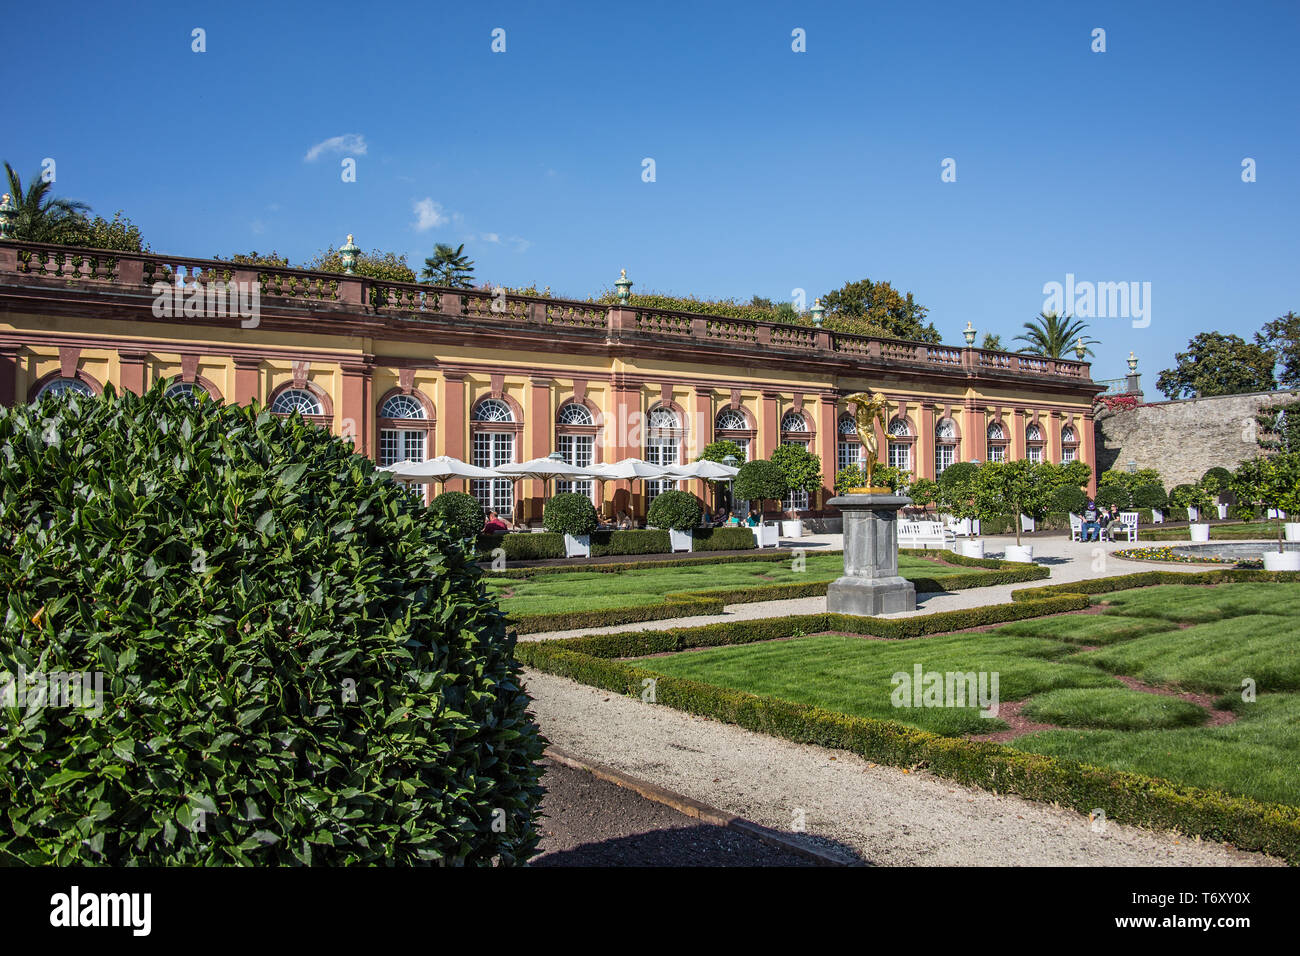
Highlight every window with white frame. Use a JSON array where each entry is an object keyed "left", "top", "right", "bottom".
[
  {"left": 935, "top": 418, "right": 958, "bottom": 475},
  {"left": 379, "top": 394, "right": 431, "bottom": 498},
  {"left": 471, "top": 399, "right": 516, "bottom": 518},
  {"left": 1026, "top": 422, "right": 1044, "bottom": 464},
  {"left": 888, "top": 417, "right": 913, "bottom": 472},
  {"left": 986, "top": 421, "right": 1007, "bottom": 463},
  {"left": 645, "top": 406, "right": 681, "bottom": 502},
  {"left": 838, "top": 415, "right": 864, "bottom": 473},
  {"left": 1061, "top": 425, "right": 1078, "bottom": 463},
  {"left": 271, "top": 388, "right": 323, "bottom": 416},
  {"left": 36, "top": 377, "right": 94, "bottom": 401},
  {"left": 164, "top": 381, "right": 206, "bottom": 405},
  {"left": 555, "top": 433, "right": 595, "bottom": 499}
]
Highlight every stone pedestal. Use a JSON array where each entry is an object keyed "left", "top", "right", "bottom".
[{"left": 826, "top": 494, "right": 916, "bottom": 615}]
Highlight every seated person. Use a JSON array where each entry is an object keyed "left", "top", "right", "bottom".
[
  {"left": 701, "top": 508, "right": 714, "bottom": 527},
  {"left": 725, "top": 511, "right": 741, "bottom": 527},
  {"left": 482, "top": 510, "right": 509, "bottom": 535},
  {"left": 616, "top": 510, "right": 633, "bottom": 530},
  {"left": 1104, "top": 503, "right": 1123, "bottom": 540},
  {"left": 1082, "top": 501, "right": 1100, "bottom": 541},
  {"left": 745, "top": 509, "right": 760, "bottom": 527}
]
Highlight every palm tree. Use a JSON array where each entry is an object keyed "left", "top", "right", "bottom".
[
  {"left": 420, "top": 243, "right": 475, "bottom": 287},
  {"left": 1014, "top": 311, "right": 1098, "bottom": 358},
  {"left": 4, "top": 162, "right": 90, "bottom": 243}
]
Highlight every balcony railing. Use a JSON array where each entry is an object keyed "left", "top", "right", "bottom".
[{"left": 0, "top": 238, "right": 1094, "bottom": 384}]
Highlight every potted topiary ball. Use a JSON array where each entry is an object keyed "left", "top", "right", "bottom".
[
  {"left": 1170, "top": 483, "right": 1212, "bottom": 540},
  {"left": 429, "top": 490, "right": 486, "bottom": 542},
  {"left": 543, "top": 491, "right": 599, "bottom": 557},
  {"left": 646, "top": 489, "right": 702, "bottom": 552}
]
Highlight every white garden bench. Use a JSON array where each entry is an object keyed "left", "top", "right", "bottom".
[
  {"left": 898, "top": 520, "right": 957, "bottom": 551},
  {"left": 1069, "top": 512, "right": 1083, "bottom": 542},
  {"left": 1112, "top": 511, "right": 1139, "bottom": 543}
]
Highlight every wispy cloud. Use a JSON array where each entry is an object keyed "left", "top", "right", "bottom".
[
  {"left": 304, "top": 133, "right": 368, "bottom": 162},
  {"left": 412, "top": 198, "right": 448, "bottom": 232}
]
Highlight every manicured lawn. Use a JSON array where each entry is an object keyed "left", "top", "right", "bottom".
[
  {"left": 625, "top": 582, "right": 1300, "bottom": 806},
  {"left": 1020, "top": 687, "right": 1208, "bottom": 730},
  {"left": 1011, "top": 694, "right": 1300, "bottom": 807},
  {"left": 487, "top": 553, "right": 985, "bottom": 617},
  {"left": 631, "top": 631, "right": 1120, "bottom": 736}
]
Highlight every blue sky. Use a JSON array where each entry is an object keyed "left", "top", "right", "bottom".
[{"left": 4, "top": 0, "right": 1297, "bottom": 385}]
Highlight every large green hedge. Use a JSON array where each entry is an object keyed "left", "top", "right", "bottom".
[{"left": 0, "top": 384, "right": 543, "bottom": 865}]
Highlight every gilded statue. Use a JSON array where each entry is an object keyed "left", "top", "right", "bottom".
[{"left": 844, "top": 391, "right": 891, "bottom": 491}]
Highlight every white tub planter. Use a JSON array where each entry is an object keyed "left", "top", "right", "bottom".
[
  {"left": 781, "top": 519, "right": 804, "bottom": 538},
  {"left": 1188, "top": 523, "right": 1211, "bottom": 543},
  {"left": 1217, "top": 503, "right": 1229, "bottom": 520},
  {"left": 563, "top": 533, "right": 591, "bottom": 558},
  {"left": 1284, "top": 523, "right": 1300, "bottom": 542},
  {"left": 751, "top": 523, "right": 779, "bottom": 548},
  {"left": 1004, "top": 544, "right": 1034, "bottom": 563},
  {"left": 1263, "top": 551, "right": 1300, "bottom": 572},
  {"left": 959, "top": 539, "right": 985, "bottom": 559},
  {"left": 1151, "top": 509, "right": 1164, "bottom": 524},
  {"left": 1186, "top": 506, "right": 1199, "bottom": 522},
  {"left": 669, "top": 528, "right": 694, "bottom": 553}
]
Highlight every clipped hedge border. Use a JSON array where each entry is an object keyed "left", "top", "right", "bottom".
[
  {"left": 474, "top": 527, "right": 758, "bottom": 562},
  {"left": 516, "top": 592, "right": 1300, "bottom": 862},
  {"left": 486, "top": 548, "right": 807, "bottom": 580},
  {"left": 507, "top": 561, "right": 1051, "bottom": 634},
  {"left": 1010, "top": 568, "right": 1300, "bottom": 603}
]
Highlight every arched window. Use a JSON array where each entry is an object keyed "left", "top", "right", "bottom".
[
  {"left": 645, "top": 405, "right": 683, "bottom": 502},
  {"left": 471, "top": 398, "right": 518, "bottom": 519},
  {"left": 986, "top": 421, "right": 1008, "bottom": 463},
  {"left": 164, "top": 381, "right": 207, "bottom": 405},
  {"left": 1026, "top": 422, "right": 1045, "bottom": 464},
  {"left": 887, "top": 417, "right": 913, "bottom": 472},
  {"left": 780, "top": 411, "right": 808, "bottom": 433},
  {"left": 378, "top": 391, "right": 434, "bottom": 500},
  {"left": 779, "top": 411, "right": 812, "bottom": 511},
  {"left": 714, "top": 407, "right": 753, "bottom": 462},
  {"left": 556, "top": 402, "right": 597, "bottom": 501},
  {"left": 1061, "top": 425, "right": 1079, "bottom": 464},
  {"left": 935, "top": 418, "right": 959, "bottom": 476},
  {"left": 36, "top": 377, "right": 94, "bottom": 401},
  {"left": 837, "top": 414, "right": 864, "bottom": 473},
  {"left": 472, "top": 398, "right": 514, "bottom": 423},
  {"left": 270, "top": 388, "right": 323, "bottom": 416}
]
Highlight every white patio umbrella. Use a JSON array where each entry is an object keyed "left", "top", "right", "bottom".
[
  {"left": 492, "top": 453, "right": 599, "bottom": 517},
  {"left": 659, "top": 459, "right": 739, "bottom": 480},
  {"left": 380, "top": 456, "right": 497, "bottom": 485},
  {"left": 588, "top": 457, "right": 672, "bottom": 480}
]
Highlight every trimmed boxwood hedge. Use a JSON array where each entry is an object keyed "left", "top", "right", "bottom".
[
  {"left": 506, "top": 554, "right": 1049, "bottom": 634},
  {"left": 0, "top": 383, "right": 544, "bottom": 865},
  {"left": 516, "top": 585, "right": 1300, "bottom": 862},
  {"left": 1010, "top": 568, "right": 1300, "bottom": 602},
  {"left": 475, "top": 526, "right": 758, "bottom": 562},
  {"left": 692, "top": 527, "right": 760, "bottom": 551}
]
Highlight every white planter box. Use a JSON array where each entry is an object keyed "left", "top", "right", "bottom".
[
  {"left": 1151, "top": 509, "right": 1164, "bottom": 524},
  {"left": 669, "top": 528, "right": 694, "bottom": 553},
  {"left": 1020, "top": 515, "right": 1035, "bottom": 534},
  {"left": 1217, "top": 503, "right": 1229, "bottom": 520},
  {"left": 959, "top": 540, "right": 985, "bottom": 559},
  {"left": 1285, "top": 523, "right": 1300, "bottom": 542},
  {"left": 1188, "top": 523, "right": 1211, "bottom": 543},
  {"left": 563, "top": 533, "right": 591, "bottom": 558},
  {"left": 1268, "top": 508, "right": 1283, "bottom": 519},
  {"left": 751, "top": 523, "right": 780, "bottom": 548},
  {"left": 1004, "top": 544, "right": 1034, "bottom": 563},
  {"left": 780, "top": 519, "right": 803, "bottom": 538},
  {"left": 1263, "top": 551, "right": 1300, "bottom": 572},
  {"left": 1187, "top": 506, "right": 1199, "bottom": 522}
]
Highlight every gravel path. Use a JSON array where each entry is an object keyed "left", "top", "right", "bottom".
[
  {"left": 523, "top": 668, "right": 1283, "bottom": 867},
  {"left": 520, "top": 536, "right": 1209, "bottom": 641},
  {"left": 531, "top": 758, "right": 818, "bottom": 866}
]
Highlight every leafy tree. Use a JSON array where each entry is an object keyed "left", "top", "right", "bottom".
[
  {"left": 1156, "top": 332, "right": 1277, "bottom": 399},
  {"left": 819, "top": 278, "right": 940, "bottom": 343},
  {"left": 980, "top": 332, "right": 1004, "bottom": 351},
  {"left": 64, "top": 211, "right": 146, "bottom": 252},
  {"left": 770, "top": 444, "right": 823, "bottom": 505},
  {"left": 936, "top": 461, "right": 980, "bottom": 520},
  {"left": 1256, "top": 310, "right": 1300, "bottom": 388},
  {"left": 218, "top": 250, "right": 290, "bottom": 267},
  {"left": 1049, "top": 485, "right": 1088, "bottom": 515},
  {"left": 1169, "top": 483, "right": 1213, "bottom": 515},
  {"left": 1200, "top": 467, "right": 1234, "bottom": 502},
  {"left": 1130, "top": 482, "right": 1169, "bottom": 510},
  {"left": 1014, "top": 311, "right": 1097, "bottom": 358},
  {"left": 542, "top": 491, "right": 599, "bottom": 536},
  {"left": 421, "top": 243, "right": 476, "bottom": 288},
  {"left": 698, "top": 440, "right": 747, "bottom": 464},
  {"left": 1095, "top": 484, "right": 1131, "bottom": 510},
  {"left": 304, "top": 246, "right": 416, "bottom": 283},
  {"left": 1231, "top": 453, "right": 1300, "bottom": 552},
  {"left": 733, "top": 459, "right": 788, "bottom": 516},
  {"left": 429, "top": 490, "right": 484, "bottom": 540},
  {"left": 1254, "top": 396, "right": 1300, "bottom": 454},
  {"left": 972, "top": 460, "right": 1057, "bottom": 547},
  {"left": 907, "top": 478, "right": 940, "bottom": 512},
  {"left": 2, "top": 162, "right": 90, "bottom": 243},
  {"left": 1058, "top": 459, "right": 1092, "bottom": 490},
  {"left": 646, "top": 489, "right": 703, "bottom": 530}
]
